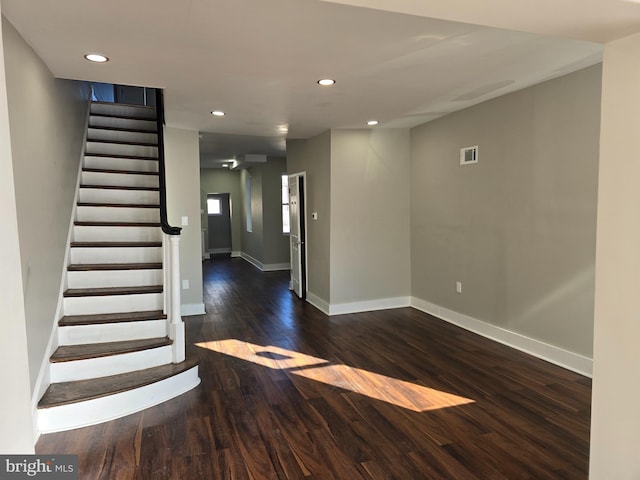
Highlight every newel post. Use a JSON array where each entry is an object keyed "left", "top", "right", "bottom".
[{"left": 168, "top": 234, "right": 185, "bottom": 363}]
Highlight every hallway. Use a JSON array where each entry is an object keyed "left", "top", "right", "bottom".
[{"left": 36, "top": 257, "right": 591, "bottom": 479}]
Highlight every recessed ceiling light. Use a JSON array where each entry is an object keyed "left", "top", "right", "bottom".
[
  {"left": 367, "top": 120, "right": 379, "bottom": 126},
  {"left": 211, "top": 110, "right": 225, "bottom": 117},
  {"left": 278, "top": 125, "right": 289, "bottom": 133},
  {"left": 84, "top": 53, "right": 109, "bottom": 63},
  {"left": 317, "top": 79, "right": 336, "bottom": 86}
]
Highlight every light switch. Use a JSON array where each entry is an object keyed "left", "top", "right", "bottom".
[
  {"left": 181, "top": 216, "right": 189, "bottom": 226},
  {"left": 182, "top": 279, "right": 190, "bottom": 290}
]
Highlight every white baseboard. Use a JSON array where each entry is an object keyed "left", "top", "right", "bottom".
[
  {"left": 208, "top": 248, "right": 231, "bottom": 254},
  {"left": 411, "top": 297, "right": 593, "bottom": 377},
  {"left": 181, "top": 303, "right": 205, "bottom": 316},
  {"left": 329, "top": 296, "right": 411, "bottom": 316},
  {"left": 239, "top": 252, "right": 289, "bottom": 272},
  {"left": 231, "top": 251, "right": 241, "bottom": 258},
  {"left": 306, "top": 292, "right": 330, "bottom": 315}
]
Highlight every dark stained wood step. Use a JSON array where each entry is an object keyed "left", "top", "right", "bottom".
[
  {"left": 70, "top": 241, "right": 162, "bottom": 248},
  {"left": 59, "top": 310, "right": 167, "bottom": 327},
  {"left": 84, "top": 153, "right": 158, "bottom": 161},
  {"left": 68, "top": 263, "right": 162, "bottom": 271},
  {"left": 82, "top": 168, "right": 158, "bottom": 176},
  {"left": 79, "top": 184, "right": 159, "bottom": 192},
  {"left": 74, "top": 221, "right": 161, "bottom": 227},
  {"left": 64, "top": 285, "right": 163, "bottom": 297},
  {"left": 86, "top": 139, "right": 158, "bottom": 147},
  {"left": 38, "top": 358, "right": 198, "bottom": 409},
  {"left": 77, "top": 202, "right": 160, "bottom": 209},
  {"left": 88, "top": 125, "right": 157, "bottom": 134},
  {"left": 50, "top": 337, "right": 172, "bottom": 363}
]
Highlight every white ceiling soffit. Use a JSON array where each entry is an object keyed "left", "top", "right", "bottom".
[
  {"left": 1, "top": 0, "right": 604, "bottom": 149},
  {"left": 319, "top": 0, "right": 640, "bottom": 43}
]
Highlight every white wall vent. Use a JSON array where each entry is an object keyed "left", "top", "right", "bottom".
[{"left": 460, "top": 146, "right": 478, "bottom": 165}]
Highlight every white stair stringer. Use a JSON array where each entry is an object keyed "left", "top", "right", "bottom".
[
  {"left": 38, "top": 366, "right": 200, "bottom": 434},
  {"left": 50, "top": 345, "right": 173, "bottom": 383}
]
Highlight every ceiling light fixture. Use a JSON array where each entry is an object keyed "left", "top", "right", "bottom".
[
  {"left": 84, "top": 53, "right": 109, "bottom": 63},
  {"left": 367, "top": 120, "right": 379, "bottom": 126},
  {"left": 317, "top": 78, "right": 336, "bottom": 86},
  {"left": 211, "top": 110, "right": 225, "bottom": 117}
]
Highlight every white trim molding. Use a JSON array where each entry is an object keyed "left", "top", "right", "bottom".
[
  {"left": 329, "top": 296, "right": 411, "bottom": 316},
  {"left": 181, "top": 303, "right": 206, "bottom": 316},
  {"left": 411, "top": 297, "right": 593, "bottom": 377},
  {"left": 305, "top": 292, "right": 330, "bottom": 315},
  {"left": 239, "top": 252, "right": 290, "bottom": 272},
  {"left": 231, "top": 251, "right": 241, "bottom": 258}
]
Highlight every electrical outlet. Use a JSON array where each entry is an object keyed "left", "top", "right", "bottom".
[
  {"left": 182, "top": 279, "right": 190, "bottom": 290},
  {"left": 456, "top": 281, "right": 462, "bottom": 294}
]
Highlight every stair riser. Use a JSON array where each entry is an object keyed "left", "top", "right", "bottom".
[
  {"left": 81, "top": 171, "right": 159, "bottom": 188},
  {"left": 63, "top": 292, "right": 163, "bottom": 315},
  {"left": 90, "top": 103, "right": 156, "bottom": 119},
  {"left": 38, "top": 366, "right": 200, "bottom": 434},
  {"left": 70, "top": 247, "right": 162, "bottom": 264},
  {"left": 78, "top": 188, "right": 159, "bottom": 205},
  {"left": 89, "top": 116, "right": 156, "bottom": 132},
  {"left": 76, "top": 206, "right": 160, "bottom": 223},
  {"left": 88, "top": 128, "right": 157, "bottom": 144},
  {"left": 73, "top": 225, "right": 161, "bottom": 243},
  {"left": 67, "top": 269, "right": 163, "bottom": 289},
  {"left": 50, "top": 346, "right": 173, "bottom": 383},
  {"left": 86, "top": 142, "right": 158, "bottom": 158},
  {"left": 58, "top": 320, "right": 167, "bottom": 345},
  {"left": 84, "top": 156, "right": 158, "bottom": 173}
]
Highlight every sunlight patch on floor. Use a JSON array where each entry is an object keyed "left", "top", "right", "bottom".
[{"left": 196, "top": 339, "right": 474, "bottom": 412}]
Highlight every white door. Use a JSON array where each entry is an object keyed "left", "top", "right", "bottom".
[{"left": 289, "top": 174, "right": 305, "bottom": 298}]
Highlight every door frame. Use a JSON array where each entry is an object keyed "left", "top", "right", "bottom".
[{"left": 288, "top": 171, "right": 308, "bottom": 298}]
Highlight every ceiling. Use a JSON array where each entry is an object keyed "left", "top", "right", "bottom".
[{"left": 3, "top": 0, "right": 636, "bottom": 168}]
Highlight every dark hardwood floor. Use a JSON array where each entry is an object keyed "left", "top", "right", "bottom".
[{"left": 36, "top": 257, "right": 591, "bottom": 479}]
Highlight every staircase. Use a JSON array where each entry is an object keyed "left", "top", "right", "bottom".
[{"left": 37, "top": 100, "right": 200, "bottom": 433}]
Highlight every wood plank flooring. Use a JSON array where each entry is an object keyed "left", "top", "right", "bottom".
[{"left": 36, "top": 256, "right": 591, "bottom": 479}]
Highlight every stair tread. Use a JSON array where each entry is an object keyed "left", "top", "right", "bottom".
[
  {"left": 77, "top": 202, "right": 160, "bottom": 208},
  {"left": 84, "top": 153, "right": 158, "bottom": 161},
  {"left": 39, "top": 358, "right": 198, "bottom": 408},
  {"left": 88, "top": 125, "right": 157, "bottom": 134},
  {"left": 68, "top": 262, "right": 162, "bottom": 271},
  {"left": 59, "top": 310, "right": 167, "bottom": 327},
  {"left": 64, "top": 285, "right": 163, "bottom": 297},
  {"left": 83, "top": 168, "right": 158, "bottom": 176},
  {"left": 91, "top": 101, "right": 156, "bottom": 110},
  {"left": 86, "top": 139, "right": 158, "bottom": 147},
  {"left": 80, "top": 184, "right": 159, "bottom": 191},
  {"left": 51, "top": 337, "right": 172, "bottom": 363},
  {"left": 74, "top": 221, "right": 161, "bottom": 227},
  {"left": 70, "top": 241, "right": 162, "bottom": 248}
]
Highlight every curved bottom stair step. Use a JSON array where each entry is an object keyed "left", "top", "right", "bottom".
[{"left": 38, "top": 359, "right": 200, "bottom": 433}]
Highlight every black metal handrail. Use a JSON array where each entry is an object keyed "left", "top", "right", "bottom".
[{"left": 155, "top": 89, "right": 182, "bottom": 236}]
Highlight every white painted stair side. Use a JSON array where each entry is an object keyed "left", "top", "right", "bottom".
[
  {"left": 59, "top": 319, "right": 167, "bottom": 345},
  {"left": 67, "top": 269, "right": 163, "bottom": 289},
  {"left": 76, "top": 206, "right": 160, "bottom": 223},
  {"left": 38, "top": 366, "right": 200, "bottom": 434},
  {"left": 63, "top": 292, "right": 163, "bottom": 316},
  {"left": 70, "top": 246, "right": 162, "bottom": 264},
  {"left": 50, "top": 345, "right": 173, "bottom": 382}
]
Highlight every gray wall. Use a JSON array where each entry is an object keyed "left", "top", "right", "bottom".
[
  {"left": 287, "top": 131, "right": 331, "bottom": 303},
  {"left": 260, "top": 157, "right": 290, "bottom": 265},
  {"left": 164, "top": 127, "right": 204, "bottom": 312},
  {"left": 410, "top": 64, "right": 601, "bottom": 357},
  {"left": 3, "top": 17, "right": 90, "bottom": 391},
  {"left": 240, "top": 168, "right": 264, "bottom": 262},
  {"left": 0, "top": 13, "right": 35, "bottom": 453},
  {"left": 200, "top": 168, "right": 243, "bottom": 254},
  {"left": 330, "top": 129, "right": 411, "bottom": 304}
]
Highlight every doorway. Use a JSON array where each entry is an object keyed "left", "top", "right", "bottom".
[
  {"left": 206, "top": 193, "right": 232, "bottom": 254},
  {"left": 288, "top": 173, "right": 307, "bottom": 298}
]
